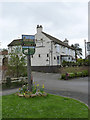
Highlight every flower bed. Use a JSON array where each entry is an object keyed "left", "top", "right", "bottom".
[
  {"left": 15, "top": 83, "right": 47, "bottom": 98},
  {"left": 61, "top": 70, "right": 88, "bottom": 80}
]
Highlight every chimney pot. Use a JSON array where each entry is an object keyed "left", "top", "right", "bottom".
[
  {"left": 37, "top": 25, "right": 39, "bottom": 28},
  {"left": 36, "top": 25, "right": 43, "bottom": 33},
  {"left": 40, "top": 25, "right": 42, "bottom": 28}
]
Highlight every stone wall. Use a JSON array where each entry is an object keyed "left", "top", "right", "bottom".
[{"left": 31, "top": 66, "right": 88, "bottom": 74}]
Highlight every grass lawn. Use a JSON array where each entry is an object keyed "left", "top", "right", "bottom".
[{"left": 2, "top": 94, "right": 88, "bottom": 118}]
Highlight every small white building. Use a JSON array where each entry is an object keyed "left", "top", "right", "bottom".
[{"left": 8, "top": 25, "right": 76, "bottom": 66}]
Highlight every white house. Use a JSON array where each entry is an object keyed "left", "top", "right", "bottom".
[
  {"left": 8, "top": 25, "right": 76, "bottom": 66},
  {"left": 0, "top": 50, "right": 8, "bottom": 81}
]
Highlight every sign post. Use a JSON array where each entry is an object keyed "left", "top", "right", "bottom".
[
  {"left": 22, "top": 35, "right": 36, "bottom": 92},
  {"left": 27, "top": 54, "right": 32, "bottom": 91}
]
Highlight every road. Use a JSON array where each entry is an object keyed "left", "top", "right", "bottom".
[
  {"left": 2, "top": 72, "right": 88, "bottom": 105},
  {"left": 32, "top": 72, "right": 88, "bottom": 105}
]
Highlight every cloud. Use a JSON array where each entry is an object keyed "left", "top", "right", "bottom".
[{"left": 0, "top": 2, "right": 88, "bottom": 58}]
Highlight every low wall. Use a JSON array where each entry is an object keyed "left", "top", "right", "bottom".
[
  {"left": 60, "top": 66, "right": 88, "bottom": 74},
  {"left": 31, "top": 66, "right": 89, "bottom": 74},
  {"left": 31, "top": 66, "right": 61, "bottom": 73}
]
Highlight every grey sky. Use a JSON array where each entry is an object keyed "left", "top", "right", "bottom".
[{"left": 0, "top": 2, "right": 88, "bottom": 58}]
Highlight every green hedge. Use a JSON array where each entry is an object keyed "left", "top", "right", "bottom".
[
  {"left": 62, "top": 59, "right": 89, "bottom": 67},
  {"left": 82, "top": 70, "right": 88, "bottom": 77},
  {"left": 61, "top": 70, "right": 88, "bottom": 80}
]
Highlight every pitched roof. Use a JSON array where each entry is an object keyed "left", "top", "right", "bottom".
[
  {"left": 0, "top": 51, "right": 8, "bottom": 55},
  {"left": 8, "top": 32, "right": 75, "bottom": 50},
  {"left": 42, "top": 32, "right": 75, "bottom": 50},
  {"left": 8, "top": 39, "right": 22, "bottom": 46}
]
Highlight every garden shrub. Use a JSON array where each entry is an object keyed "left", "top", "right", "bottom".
[
  {"left": 6, "top": 77, "right": 11, "bottom": 87},
  {"left": 76, "top": 72, "right": 83, "bottom": 77},
  {"left": 82, "top": 70, "right": 88, "bottom": 77},
  {"left": 61, "top": 74, "right": 66, "bottom": 80},
  {"left": 68, "top": 73, "right": 75, "bottom": 79},
  {"left": 61, "top": 70, "right": 88, "bottom": 80}
]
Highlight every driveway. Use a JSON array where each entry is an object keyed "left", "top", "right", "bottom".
[{"left": 2, "top": 72, "right": 88, "bottom": 105}]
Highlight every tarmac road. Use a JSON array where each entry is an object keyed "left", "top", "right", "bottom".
[
  {"left": 32, "top": 72, "right": 88, "bottom": 105},
  {"left": 2, "top": 72, "right": 89, "bottom": 105}
]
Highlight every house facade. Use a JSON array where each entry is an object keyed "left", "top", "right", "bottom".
[
  {"left": 8, "top": 25, "right": 76, "bottom": 66},
  {"left": 0, "top": 50, "right": 8, "bottom": 81}
]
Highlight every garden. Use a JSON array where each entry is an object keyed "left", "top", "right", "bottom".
[
  {"left": 2, "top": 80, "right": 89, "bottom": 119},
  {"left": 15, "top": 82, "right": 47, "bottom": 98},
  {"left": 1, "top": 47, "right": 89, "bottom": 119},
  {"left": 60, "top": 70, "right": 88, "bottom": 80}
]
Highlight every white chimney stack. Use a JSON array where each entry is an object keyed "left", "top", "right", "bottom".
[{"left": 37, "top": 25, "right": 43, "bottom": 33}]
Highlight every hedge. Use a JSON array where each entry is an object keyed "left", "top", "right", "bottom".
[{"left": 61, "top": 70, "right": 88, "bottom": 80}]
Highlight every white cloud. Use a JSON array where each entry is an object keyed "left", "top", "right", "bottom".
[
  {"left": 0, "top": 2, "right": 88, "bottom": 58},
  {"left": 0, "top": 0, "right": 89, "bottom": 2}
]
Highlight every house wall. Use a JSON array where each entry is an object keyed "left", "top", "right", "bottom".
[
  {"left": 8, "top": 26, "right": 76, "bottom": 66},
  {"left": 33, "top": 32, "right": 58, "bottom": 66}
]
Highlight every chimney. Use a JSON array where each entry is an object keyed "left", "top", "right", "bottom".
[
  {"left": 63, "top": 38, "right": 69, "bottom": 45},
  {"left": 36, "top": 25, "right": 43, "bottom": 33}
]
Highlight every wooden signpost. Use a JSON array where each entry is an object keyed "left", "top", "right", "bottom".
[{"left": 22, "top": 35, "right": 36, "bottom": 91}]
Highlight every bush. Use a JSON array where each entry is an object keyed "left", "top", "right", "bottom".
[
  {"left": 61, "top": 74, "right": 66, "bottom": 80},
  {"left": 82, "top": 70, "right": 88, "bottom": 77},
  {"left": 61, "top": 73, "right": 75, "bottom": 80},
  {"left": 68, "top": 73, "right": 75, "bottom": 79},
  {"left": 60, "top": 70, "right": 88, "bottom": 80},
  {"left": 62, "top": 59, "right": 89, "bottom": 67},
  {"left": 76, "top": 72, "right": 83, "bottom": 77},
  {"left": 6, "top": 77, "right": 11, "bottom": 87}
]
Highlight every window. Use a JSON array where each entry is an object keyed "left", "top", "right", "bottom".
[
  {"left": 39, "top": 54, "right": 40, "bottom": 57},
  {"left": 47, "top": 54, "right": 49, "bottom": 57},
  {"left": 57, "top": 56, "right": 59, "bottom": 60},
  {"left": 46, "top": 59, "right": 49, "bottom": 61},
  {"left": 57, "top": 56, "right": 60, "bottom": 64},
  {"left": 54, "top": 57, "right": 56, "bottom": 60}
]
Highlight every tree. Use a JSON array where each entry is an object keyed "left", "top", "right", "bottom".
[
  {"left": 6, "top": 47, "right": 27, "bottom": 78},
  {"left": 71, "top": 44, "right": 82, "bottom": 61},
  {"left": 2, "top": 48, "right": 8, "bottom": 52}
]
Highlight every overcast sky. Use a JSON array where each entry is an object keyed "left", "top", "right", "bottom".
[{"left": 0, "top": 1, "right": 88, "bottom": 58}]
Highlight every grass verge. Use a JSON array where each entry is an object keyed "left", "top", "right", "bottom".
[{"left": 2, "top": 94, "right": 88, "bottom": 118}]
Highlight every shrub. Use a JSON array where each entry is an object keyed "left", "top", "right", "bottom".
[
  {"left": 76, "top": 72, "right": 83, "bottom": 77},
  {"left": 6, "top": 77, "right": 11, "bottom": 87},
  {"left": 68, "top": 73, "right": 75, "bottom": 79},
  {"left": 82, "top": 70, "right": 88, "bottom": 77},
  {"left": 60, "top": 70, "right": 88, "bottom": 80},
  {"left": 61, "top": 74, "right": 66, "bottom": 80}
]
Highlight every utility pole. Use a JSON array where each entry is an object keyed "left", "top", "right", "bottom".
[{"left": 84, "top": 39, "right": 87, "bottom": 58}]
